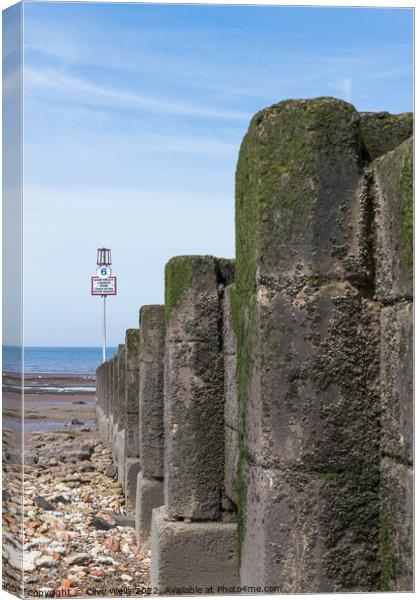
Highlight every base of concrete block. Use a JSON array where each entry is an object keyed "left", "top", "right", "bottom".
[
  {"left": 151, "top": 507, "right": 239, "bottom": 593},
  {"left": 135, "top": 472, "right": 164, "bottom": 548},
  {"left": 125, "top": 458, "right": 141, "bottom": 514}
]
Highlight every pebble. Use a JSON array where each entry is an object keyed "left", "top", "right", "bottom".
[
  {"left": 3, "top": 430, "right": 151, "bottom": 592},
  {"left": 36, "top": 556, "right": 59, "bottom": 568}
]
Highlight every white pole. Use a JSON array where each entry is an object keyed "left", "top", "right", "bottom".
[{"left": 102, "top": 295, "right": 107, "bottom": 363}]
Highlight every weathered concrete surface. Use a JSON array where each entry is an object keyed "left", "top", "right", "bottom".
[
  {"left": 111, "top": 356, "right": 118, "bottom": 459},
  {"left": 373, "top": 138, "right": 413, "bottom": 302},
  {"left": 224, "top": 425, "right": 239, "bottom": 505},
  {"left": 234, "top": 98, "right": 383, "bottom": 591},
  {"left": 125, "top": 329, "right": 140, "bottom": 415},
  {"left": 380, "top": 303, "right": 413, "bottom": 463},
  {"left": 236, "top": 98, "right": 372, "bottom": 288},
  {"left": 164, "top": 256, "right": 226, "bottom": 520},
  {"left": 135, "top": 471, "right": 164, "bottom": 547},
  {"left": 116, "top": 429, "right": 126, "bottom": 485},
  {"left": 106, "top": 360, "right": 113, "bottom": 446},
  {"left": 241, "top": 462, "right": 379, "bottom": 593},
  {"left": 139, "top": 305, "right": 165, "bottom": 479},
  {"left": 151, "top": 507, "right": 239, "bottom": 593},
  {"left": 125, "top": 458, "right": 141, "bottom": 514},
  {"left": 360, "top": 111, "right": 413, "bottom": 161},
  {"left": 117, "top": 344, "right": 126, "bottom": 430},
  {"left": 223, "top": 285, "right": 238, "bottom": 431},
  {"left": 112, "top": 354, "right": 118, "bottom": 430},
  {"left": 379, "top": 457, "right": 413, "bottom": 591},
  {"left": 125, "top": 329, "right": 140, "bottom": 458}
]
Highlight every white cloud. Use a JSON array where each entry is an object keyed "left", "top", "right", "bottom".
[{"left": 24, "top": 67, "right": 249, "bottom": 120}]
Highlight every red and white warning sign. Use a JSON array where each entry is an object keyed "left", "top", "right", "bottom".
[{"left": 91, "top": 276, "right": 117, "bottom": 296}]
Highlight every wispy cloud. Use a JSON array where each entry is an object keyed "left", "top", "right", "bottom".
[
  {"left": 25, "top": 67, "right": 248, "bottom": 120},
  {"left": 338, "top": 77, "right": 352, "bottom": 101}
]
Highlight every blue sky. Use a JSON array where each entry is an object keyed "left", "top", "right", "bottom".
[{"left": 11, "top": 2, "right": 414, "bottom": 346}]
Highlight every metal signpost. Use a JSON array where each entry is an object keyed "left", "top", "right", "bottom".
[{"left": 91, "top": 248, "right": 117, "bottom": 363}]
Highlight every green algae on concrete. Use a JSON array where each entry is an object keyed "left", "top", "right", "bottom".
[
  {"left": 360, "top": 112, "right": 413, "bottom": 162},
  {"left": 373, "top": 137, "right": 413, "bottom": 300},
  {"left": 164, "top": 256, "right": 194, "bottom": 325},
  {"left": 234, "top": 97, "right": 384, "bottom": 590},
  {"left": 235, "top": 97, "right": 365, "bottom": 286},
  {"left": 125, "top": 328, "right": 139, "bottom": 355}
]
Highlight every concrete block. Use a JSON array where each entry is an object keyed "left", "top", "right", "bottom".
[
  {"left": 164, "top": 340, "right": 224, "bottom": 520},
  {"left": 224, "top": 352, "right": 238, "bottom": 431},
  {"left": 117, "top": 344, "right": 126, "bottom": 428},
  {"left": 373, "top": 137, "right": 413, "bottom": 302},
  {"left": 223, "top": 285, "right": 239, "bottom": 431},
  {"left": 113, "top": 355, "right": 118, "bottom": 426},
  {"left": 139, "top": 305, "right": 165, "bottom": 361},
  {"left": 241, "top": 462, "right": 380, "bottom": 592},
  {"left": 359, "top": 111, "right": 413, "bottom": 161},
  {"left": 125, "top": 458, "right": 141, "bottom": 515},
  {"left": 124, "top": 419, "right": 140, "bottom": 459},
  {"left": 115, "top": 429, "right": 125, "bottom": 485},
  {"left": 164, "top": 256, "right": 222, "bottom": 343},
  {"left": 222, "top": 284, "right": 237, "bottom": 357},
  {"left": 139, "top": 305, "right": 165, "bottom": 479},
  {"left": 135, "top": 471, "right": 164, "bottom": 547},
  {"left": 380, "top": 457, "right": 413, "bottom": 591},
  {"left": 224, "top": 425, "right": 238, "bottom": 505},
  {"left": 380, "top": 303, "right": 413, "bottom": 463},
  {"left": 164, "top": 256, "right": 225, "bottom": 520},
  {"left": 235, "top": 98, "right": 370, "bottom": 288},
  {"left": 106, "top": 360, "right": 113, "bottom": 418},
  {"left": 151, "top": 507, "right": 239, "bottom": 593},
  {"left": 244, "top": 282, "right": 381, "bottom": 473},
  {"left": 125, "top": 328, "right": 140, "bottom": 415}
]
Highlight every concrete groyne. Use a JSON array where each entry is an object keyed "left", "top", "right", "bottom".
[{"left": 96, "top": 97, "right": 413, "bottom": 593}]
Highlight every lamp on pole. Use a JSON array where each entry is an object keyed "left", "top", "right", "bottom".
[{"left": 91, "top": 248, "right": 117, "bottom": 363}]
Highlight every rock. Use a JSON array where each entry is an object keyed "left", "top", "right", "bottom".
[
  {"left": 36, "top": 555, "right": 59, "bottom": 568},
  {"left": 104, "top": 464, "right": 118, "bottom": 478},
  {"left": 81, "top": 464, "right": 95, "bottom": 472},
  {"left": 91, "top": 514, "right": 115, "bottom": 531},
  {"left": 9, "top": 548, "right": 41, "bottom": 572},
  {"left": 34, "top": 495, "right": 55, "bottom": 511},
  {"left": 31, "top": 536, "right": 52, "bottom": 545},
  {"left": 104, "top": 536, "right": 120, "bottom": 552},
  {"left": 107, "top": 512, "right": 135, "bottom": 528},
  {"left": 50, "top": 494, "right": 71, "bottom": 504},
  {"left": 24, "top": 453, "right": 39, "bottom": 466},
  {"left": 65, "top": 553, "right": 92, "bottom": 566}
]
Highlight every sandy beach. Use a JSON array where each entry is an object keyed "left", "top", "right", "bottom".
[{"left": 2, "top": 373, "right": 151, "bottom": 597}]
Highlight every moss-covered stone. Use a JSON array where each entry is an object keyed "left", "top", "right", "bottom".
[
  {"left": 125, "top": 328, "right": 139, "bottom": 354},
  {"left": 379, "top": 457, "right": 413, "bottom": 591},
  {"left": 373, "top": 137, "right": 413, "bottom": 300},
  {"left": 360, "top": 111, "right": 413, "bottom": 161},
  {"left": 164, "top": 257, "right": 194, "bottom": 326},
  {"left": 235, "top": 97, "right": 367, "bottom": 289},
  {"left": 234, "top": 98, "right": 384, "bottom": 589}
]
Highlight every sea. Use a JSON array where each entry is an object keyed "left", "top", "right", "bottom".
[{"left": 2, "top": 346, "right": 118, "bottom": 375}]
